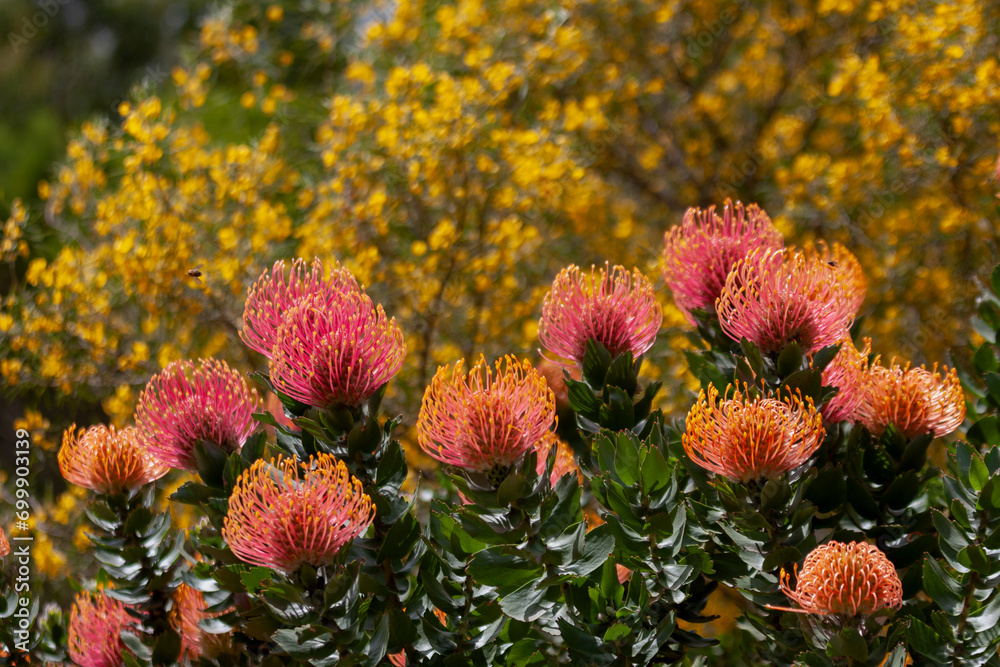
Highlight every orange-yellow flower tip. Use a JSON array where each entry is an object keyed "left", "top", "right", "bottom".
[
  {"left": 0, "top": 526, "right": 9, "bottom": 558},
  {"left": 417, "top": 355, "right": 556, "bottom": 482},
  {"left": 856, "top": 359, "right": 966, "bottom": 438},
  {"left": 662, "top": 199, "right": 783, "bottom": 322},
  {"left": 68, "top": 590, "right": 136, "bottom": 667},
  {"left": 223, "top": 452, "right": 374, "bottom": 572},
  {"left": 771, "top": 541, "right": 902, "bottom": 617},
  {"left": 682, "top": 383, "right": 825, "bottom": 483},
  {"left": 59, "top": 424, "right": 169, "bottom": 495},
  {"left": 717, "top": 244, "right": 861, "bottom": 354},
  {"left": 539, "top": 263, "right": 662, "bottom": 367},
  {"left": 534, "top": 432, "right": 581, "bottom": 486}
]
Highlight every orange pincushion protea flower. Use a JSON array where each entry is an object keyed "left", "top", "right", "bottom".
[
  {"left": 224, "top": 452, "right": 374, "bottom": 572},
  {"left": 662, "top": 200, "right": 783, "bottom": 322},
  {"left": 172, "top": 583, "right": 228, "bottom": 661},
  {"left": 856, "top": 360, "right": 966, "bottom": 438},
  {"left": 716, "top": 245, "right": 860, "bottom": 354},
  {"left": 270, "top": 290, "right": 406, "bottom": 409},
  {"left": 534, "top": 433, "right": 581, "bottom": 486},
  {"left": 417, "top": 355, "right": 556, "bottom": 484},
  {"left": 803, "top": 241, "right": 867, "bottom": 315},
  {"left": 539, "top": 263, "right": 662, "bottom": 366},
  {"left": 59, "top": 424, "right": 168, "bottom": 495},
  {"left": 773, "top": 541, "right": 902, "bottom": 616},
  {"left": 683, "top": 384, "right": 825, "bottom": 483},
  {"left": 817, "top": 338, "right": 871, "bottom": 424},
  {"left": 136, "top": 358, "right": 261, "bottom": 470},
  {"left": 0, "top": 526, "right": 9, "bottom": 557},
  {"left": 68, "top": 591, "right": 136, "bottom": 667},
  {"left": 242, "top": 258, "right": 362, "bottom": 359}
]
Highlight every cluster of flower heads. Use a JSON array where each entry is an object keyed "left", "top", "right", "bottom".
[
  {"left": 67, "top": 591, "right": 136, "bottom": 667},
  {"left": 539, "top": 263, "right": 662, "bottom": 366},
  {"left": 242, "top": 258, "right": 406, "bottom": 410},
  {"left": 774, "top": 541, "right": 903, "bottom": 617},
  {"left": 682, "top": 384, "right": 826, "bottom": 484},
  {"left": 223, "top": 451, "right": 375, "bottom": 572},
  {"left": 417, "top": 355, "right": 557, "bottom": 485}
]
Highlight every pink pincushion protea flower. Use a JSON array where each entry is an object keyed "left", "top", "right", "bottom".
[
  {"left": 59, "top": 424, "right": 168, "bottom": 495},
  {"left": 662, "top": 200, "right": 784, "bottom": 322},
  {"left": 771, "top": 541, "right": 902, "bottom": 617},
  {"left": 270, "top": 291, "right": 406, "bottom": 409},
  {"left": 417, "top": 355, "right": 556, "bottom": 485},
  {"left": 716, "top": 245, "right": 860, "bottom": 355},
  {"left": 803, "top": 241, "right": 867, "bottom": 315},
  {"left": 68, "top": 591, "right": 136, "bottom": 667},
  {"left": 242, "top": 258, "right": 361, "bottom": 359},
  {"left": 816, "top": 338, "right": 871, "bottom": 424},
  {"left": 539, "top": 263, "right": 662, "bottom": 366},
  {"left": 136, "top": 358, "right": 261, "bottom": 470},
  {"left": 683, "top": 384, "right": 825, "bottom": 483},
  {"left": 224, "top": 452, "right": 375, "bottom": 572},
  {"left": 855, "top": 359, "right": 966, "bottom": 438}
]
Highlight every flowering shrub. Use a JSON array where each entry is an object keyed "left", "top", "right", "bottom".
[{"left": 6, "top": 205, "right": 1000, "bottom": 665}]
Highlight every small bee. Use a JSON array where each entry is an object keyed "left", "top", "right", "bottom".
[
  {"left": 187, "top": 266, "right": 203, "bottom": 281},
  {"left": 827, "top": 261, "right": 838, "bottom": 268}
]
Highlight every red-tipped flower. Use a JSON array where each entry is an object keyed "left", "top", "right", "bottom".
[
  {"left": 817, "top": 338, "right": 871, "bottom": 424},
  {"left": 136, "top": 358, "right": 261, "bottom": 470},
  {"left": 68, "top": 591, "right": 136, "bottom": 667},
  {"left": 172, "top": 583, "right": 228, "bottom": 662},
  {"left": 856, "top": 360, "right": 966, "bottom": 438},
  {"left": 539, "top": 263, "right": 662, "bottom": 366},
  {"left": 804, "top": 241, "right": 867, "bottom": 315},
  {"left": 683, "top": 384, "right": 825, "bottom": 483},
  {"left": 242, "top": 258, "right": 362, "bottom": 359},
  {"left": 224, "top": 452, "right": 374, "bottom": 572},
  {"left": 662, "top": 200, "right": 783, "bottom": 322},
  {"left": 59, "top": 424, "right": 168, "bottom": 495},
  {"left": 270, "top": 291, "right": 406, "bottom": 409},
  {"left": 417, "top": 355, "right": 556, "bottom": 484},
  {"left": 0, "top": 526, "right": 9, "bottom": 558},
  {"left": 716, "top": 245, "right": 860, "bottom": 354},
  {"left": 773, "top": 541, "right": 902, "bottom": 616}
]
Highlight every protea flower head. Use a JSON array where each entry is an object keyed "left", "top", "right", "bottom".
[
  {"left": 136, "top": 358, "right": 261, "bottom": 470},
  {"left": 662, "top": 200, "right": 784, "bottom": 322},
  {"left": 534, "top": 432, "right": 581, "bottom": 486},
  {"left": 773, "top": 541, "right": 902, "bottom": 617},
  {"left": 59, "top": 424, "right": 169, "bottom": 495},
  {"left": 817, "top": 338, "right": 871, "bottom": 424},
  {"left": 242, "top": 258, "right": 361, "bottom": 359},
  {"left": 803, "top": 241, "right": 867, "bottom": 315},
  {"left": 683, "top": 383, "right": 825, "bottom": 483},
  {"left": 270, "top": 290, "right": 406, "bottom": 409},
  {"left": 223, "top": 452, "right": 374, "bottom": 572},
  {"left": 0, "top": 526, "right": 9, "bottom": 558},
  {"left": 716, "top": 245, "right": 860, "bottom": 354},
  {"left": 855, "top": 359, "right": 966, "bottom": 438},
  {"left": 172, "top": 583, "right": 228, "bottom": 662},
  {"left": 417, "top": 355, "right": 556, "bottom": 485},
  {"left": 539, "top": 263, "right": 662, "bottom": 366},
  {"left": 68, "top": 591, "right": 136, "bottom": 667}
]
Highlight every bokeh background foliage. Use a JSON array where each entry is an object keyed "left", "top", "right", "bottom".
[{"left": 0, "top": 0, "right": 999, "bottom": 647}]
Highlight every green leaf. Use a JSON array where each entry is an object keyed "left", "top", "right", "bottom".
[
  {"left": 883, "top": 644, "right": 909, "bottom": 667},
  {"left": 776, "top": 342, "right": 804, "bottom": 377},
  {"left": 883, "top": 471, "right": 920, "bottom": 511},
  {"left": 348, "top": 415, "right": 381, "bottom": 455},
  {"left": 240, "top": 567, "right": 273, "bottom": 596},
  {"left": 762, "top": 546, "right": 802, "bottom": 572},
  {"left": 829, "top": 627, "right": 867, "bottom": 662},
  {"left": 613, "top": 431, "right": 641, "bottom": 487},
  {"left": 975, "top": 344, "right": 1000, "bottom": 374},
  {"left": 561, "top": 524, "right": 615, "bottom": 577},
  {"left": 363, "top": 614, "right": 389, "bottom": 665},
  {"left": 908, "top": 618, "right": 951, "bottom": 663},
  {"left": 923, "top": 557, "right": 965, "bottom": 616},
  {"left": 194, "top": 440, "right": 230, "bottom": 488},
  {"left": 971, "top": 455, "right": 991, "bottom": 492},
  {"left": 805, "top": 468, "right": 846, "bottom": 513},
  {"left": 566, "top": 378, "right": 602, "bottom": 417},
  {"left": 497, "top": 472, "right": 528, "bottom": 505},
  {"left": 811, "top": 343, "right": 842, "bottom": 373},
  {"left": 499, "top": 581, "right": 548, "bottom": 622},
  {"left": 968, "top": 591, "right": 1000, "bottom": 633},
  {"left": 605, "top": 351, "right": 638, "bottom": 396},
  {"left": 739, "top": 338, "right": 765, "bottom": 377},
  {"left": 934, "top": 510, "right": 972, "bottom": 552},
  {"left": 601, "top": 386, "right": 635, "bottom": 431},
  {"left": 583, "top": 339, "right": 613, "bottom": 388},
  {"left": 376, "top": 513, "right": 421, "bottom": 562},
  {"left": 969, "top": 417, "right": 1000, "bottom": 448},
  {"left": 992, "top": 264, "right": 1000, "bottom": 299},
  {"left": 602, "top": 623, "right": 632, "bottom": 643},
  {"left": 151, "top": 628, "right": 181, "bottom": 666},
  {"left": 468, "top": 548, "right": 544, "bottom": 588}
]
